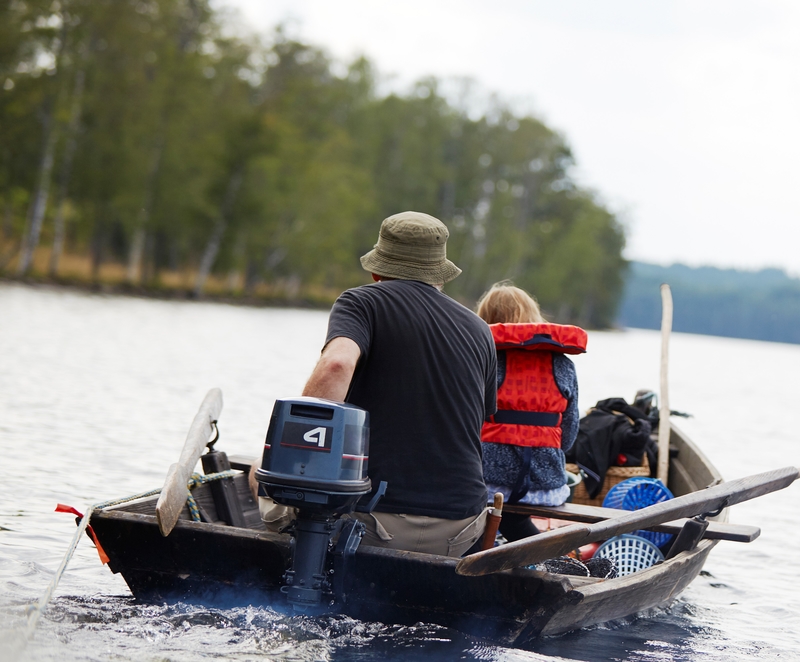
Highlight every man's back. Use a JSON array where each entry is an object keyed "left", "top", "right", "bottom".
[{"left": 326, "top": 279, "right": 497, "bottom": 519}]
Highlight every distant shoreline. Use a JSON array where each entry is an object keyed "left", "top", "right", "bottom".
[
  {"left": 0, "top": 275, "right": 336, "bottom": 311},
  {"left": 619, "top": 261, "right": 800, "bottom": 346},
  {"left": 0, "top": 239, "right": 351, "bottom": 309}
]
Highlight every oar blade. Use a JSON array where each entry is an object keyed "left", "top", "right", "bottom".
[
  {"left": 457, "top": 466, "right": 799, "bottom": 577},
  {"left": 155, "top": 388, "right": 223, "bottom": 536}
]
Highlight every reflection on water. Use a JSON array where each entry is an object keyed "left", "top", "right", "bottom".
[{"left": 1, "top": 282, "right": 798, "bottom": 661}]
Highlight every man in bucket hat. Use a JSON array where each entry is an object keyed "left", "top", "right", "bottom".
[{"left": 297, "top": 211, "right": 497, "bottom": 557}]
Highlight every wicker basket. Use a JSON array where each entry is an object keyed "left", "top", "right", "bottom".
[{"left": 566, "top": 455, "right": 651, "bottom": 506}]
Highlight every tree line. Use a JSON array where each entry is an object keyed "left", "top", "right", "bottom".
[
  {"left": 0, "top": 0, "right": 627, "bottom": 328},
  {"left": 619, "top": 262, "right": 800, "bottom": 344}
]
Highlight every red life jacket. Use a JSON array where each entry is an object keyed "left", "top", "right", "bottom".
[{"left": 482, "top": 323, "right": 587, "bottom": 449}]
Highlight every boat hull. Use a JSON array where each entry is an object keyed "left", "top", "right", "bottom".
[{"left": 91, "top": 502, "right": 587, "bottom": 645}]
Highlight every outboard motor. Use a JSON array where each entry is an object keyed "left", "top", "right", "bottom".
[{"left": 255, "top": 397, "right": 372, "bottom": 610}]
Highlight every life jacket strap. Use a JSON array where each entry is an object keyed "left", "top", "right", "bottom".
[
  {"left": 509, "top": 446, "right": 533, "bottom": 503},
  {"left": 490, "top": 410, "right": 560, "bottom": 426}
]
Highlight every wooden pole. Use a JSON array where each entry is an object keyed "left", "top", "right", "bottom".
[
  {"left": 155, "top": 388, "right": 223, "bottom": 536},
  {"left": 658, "top": 283, "right": 673, "bottom": 486}
]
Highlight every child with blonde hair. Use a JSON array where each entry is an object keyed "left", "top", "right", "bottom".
[{"left": 476, "top": 281, "right": 587, "bottom": 541}]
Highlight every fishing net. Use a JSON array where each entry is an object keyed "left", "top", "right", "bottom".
[
  {"left": 536, "top": 556, "right": 590, "bottom": 576},
  {"left": 530, "top": 554, "right": 618, "bottom": 578},
  {"left": 584, "top": 556, "right": 617, "bottom": 579}
]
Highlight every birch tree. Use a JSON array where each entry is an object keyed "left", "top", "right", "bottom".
[
  {"left": 15, "top": 4, "right": 68, "bottom": 275},
  {"left": 48, "top": 67, "right": 84, "bottom": 275}
]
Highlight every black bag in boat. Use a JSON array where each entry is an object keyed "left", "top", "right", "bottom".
[{"left": 566, "top": 397, "right": 658, "bottom": 499}]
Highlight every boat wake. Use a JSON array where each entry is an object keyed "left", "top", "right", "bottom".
[{"left": 4, "top": 595, "right": 560, "bottom": 661}]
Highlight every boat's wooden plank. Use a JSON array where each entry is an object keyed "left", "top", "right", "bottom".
[
  {"left": 668, "top": 423, "right": 723, "bottom": 491},
  {"left": 503, "top": 502, "right": 759, "bottom": 542},
  {"left": 114, "top": 497, "right": 158, "bottom": 515},
  {"left": 667, "top": 457, "right": 700, "bottom": 495}
]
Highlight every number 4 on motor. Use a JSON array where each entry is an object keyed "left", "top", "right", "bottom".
[{"left": 303, "top": 427, "right": 327, "bottom": 447}]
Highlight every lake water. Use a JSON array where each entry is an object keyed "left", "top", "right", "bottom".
[{"left": 1, "top": 281, "right": 798, "bottom": 662}]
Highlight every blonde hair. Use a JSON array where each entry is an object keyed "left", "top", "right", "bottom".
[{"left": 475, "top": 281, "right": 545, "bottom": 325}]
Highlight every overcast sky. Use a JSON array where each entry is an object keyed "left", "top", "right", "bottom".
[{"left": 217, "top": 0, "right": 800, "bottom": 275}]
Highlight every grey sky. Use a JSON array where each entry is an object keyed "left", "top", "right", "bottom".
[{"left": 218, "top": 0, "right": 800, "bottom": 275}]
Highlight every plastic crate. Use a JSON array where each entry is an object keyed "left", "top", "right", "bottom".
[
  {"left": 602, "top": 477, "right": 675, "bottom": 548},
  {"left": 594, "top": 534, "right": 665, "bottom": 576}
]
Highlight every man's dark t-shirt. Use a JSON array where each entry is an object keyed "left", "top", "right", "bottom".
[{"left": 325, "top": 279, "right": 497, "bottom": 519}]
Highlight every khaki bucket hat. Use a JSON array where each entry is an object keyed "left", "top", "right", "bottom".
[{"left": 360, "top": 211, "right": 462, "bottom": 285}]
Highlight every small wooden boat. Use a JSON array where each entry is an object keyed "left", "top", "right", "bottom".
[
  {"left": 78, "top": 286, "right": 800, "bottom": 646},
  {"left": 86, "top": 408, "right": 779, "bottom": 648}
]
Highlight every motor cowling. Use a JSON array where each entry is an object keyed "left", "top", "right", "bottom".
[
  {"left": 254, "top": 397, "right": 372, "bottom": 610},
  {"left": 255, "top": 397, "right": 371, "bottom": 511}
]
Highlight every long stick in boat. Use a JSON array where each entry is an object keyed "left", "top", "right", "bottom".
[
  {"left": 658, "top": 283, "right": 673, "bottom": 484},
  {"left": 155, "top": 388, "right": 223, "bottom": 536},
  {"left": 456, "top": 465, "right": 799, "bottom": 576}
]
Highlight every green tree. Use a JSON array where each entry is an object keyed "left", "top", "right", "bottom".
[{"left": 0, "top": 6, "right": 629, "bottom": 327}]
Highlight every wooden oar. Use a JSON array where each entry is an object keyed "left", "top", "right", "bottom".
[
  {"left": 456, "top": 465, "right": 798, "bottom": 576},
  {"left": 155, "top": 388, "right": 223, "bottom": 536}
]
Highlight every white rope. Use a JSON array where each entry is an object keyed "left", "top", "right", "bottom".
[
  {"left": 24, "top": 486, "right": 161, "bottom": 641},
  {"left": 25, "top": 502, "right": 97, "bottom": 640},
  {"left": 24, "top": 469, "right": 237, "bottom": 642}
]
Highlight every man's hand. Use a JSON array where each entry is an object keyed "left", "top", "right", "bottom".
[{"left": 301, "top": 336, "right": 361, "bottom": 402}]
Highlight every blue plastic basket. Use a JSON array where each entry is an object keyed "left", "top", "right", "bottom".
[
  {"left": 594, "top": 534, "right": 665, "bottom": 576},
  {"left": 602, "top": 477, "right": 675, "bottom": 548}
]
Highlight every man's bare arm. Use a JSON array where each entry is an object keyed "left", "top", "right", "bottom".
[{"left": 301, "top": 336, "right": 361, "bottom": 402}]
